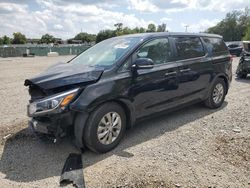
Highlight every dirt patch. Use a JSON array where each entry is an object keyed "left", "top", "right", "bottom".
[
  {"left": 0, "top": 121, "right": 28, "bottom": 145},
  {"left": 116, "top": 179, "right": 171, "bottom": 188},
  {"left": 215, "top": 134, "right": 250, "bottom": 171}
]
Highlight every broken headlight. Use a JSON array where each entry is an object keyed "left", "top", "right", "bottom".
[{"left": 28, "top": 88, "right": 79, "bottom": 116}]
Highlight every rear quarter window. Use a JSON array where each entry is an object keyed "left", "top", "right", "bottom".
[
  {"left": 202, "top": 37, "right": 228, "bottom": 55},
  {"left": 174, "top": 37, "right": 205, "bottom": 60}
]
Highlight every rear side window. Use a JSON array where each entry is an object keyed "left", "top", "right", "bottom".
[
  {"left": 174, "top": 37, "right": 205, "bottom": 60},
  {"left": 202, "top": 37, "right": 228, "bottom": 54}
]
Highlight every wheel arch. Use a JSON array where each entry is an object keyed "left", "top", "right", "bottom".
[
  {"left": 88, "top": 99, "right": 135, "bottom": 129},
  {"left": 217, "top": 74, "right": 229, "bottom": 95},
  {"left": 73, "top": 98, "right": 135, "bottom": 149}
]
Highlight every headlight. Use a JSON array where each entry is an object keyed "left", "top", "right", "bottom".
[{"left": 28, "top": 88, "right": 79, "bottom": 116}]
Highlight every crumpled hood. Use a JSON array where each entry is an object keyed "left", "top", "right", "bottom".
[{"left": 24, "top": 62, "right": 104, "bottom": 90}]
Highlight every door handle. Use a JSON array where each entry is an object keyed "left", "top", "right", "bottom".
[
  {"left": 180, "top": 68, "right": 191, "bottom": 73},
  {"left": 165, "top": 71, "right": 177, "bottom": 76}
]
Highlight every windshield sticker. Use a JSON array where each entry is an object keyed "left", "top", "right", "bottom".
[{"left": 114, "top": 43, "right": 129, "bottom": 49}]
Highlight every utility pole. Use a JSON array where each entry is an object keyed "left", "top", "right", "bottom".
[{"left": 184, "top": 25, "right": 189, "bottom": 32}]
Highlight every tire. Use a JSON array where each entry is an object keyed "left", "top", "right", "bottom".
[
  {"left": 83, "top": 102, "right": 126, "bottom": 153},
  {"left": 204, "top": 78, "right": 226, "bottom": 109}
]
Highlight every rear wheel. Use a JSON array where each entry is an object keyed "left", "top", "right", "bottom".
[
  {"left": 83, "top": 102, "right": 126, "bottom": 153},
  {"left": 205, "top": 78, "right": 226, "bottom": 109}
]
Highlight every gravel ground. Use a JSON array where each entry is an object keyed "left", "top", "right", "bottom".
[{"left": 0, "top": 56, "right": 249, "bottom": 188}]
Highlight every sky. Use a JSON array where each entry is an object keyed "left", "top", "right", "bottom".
[{"left": 0, "top": 0, "right": 249, "bottom": 39}]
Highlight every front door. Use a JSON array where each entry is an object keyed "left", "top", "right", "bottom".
[{"left": 129, "top": 37, "right": 180, "bottom": 118}]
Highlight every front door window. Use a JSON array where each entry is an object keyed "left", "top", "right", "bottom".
[{"left": 136, "top": 38, "right": 172, "bottom": 65}]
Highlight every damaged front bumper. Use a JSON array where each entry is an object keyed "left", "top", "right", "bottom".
[
  {"left": 28, "top": 111, "right": 75, "bottom": 138},
  {"left": 29, "top": 119, "right": 49, "bottom": 134},
  {"left": 27, "top": 88, "right": 81, "bottom": 138}
]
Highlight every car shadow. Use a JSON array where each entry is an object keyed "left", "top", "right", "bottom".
[{"left": 0, "top": 102, "right": 228, "bottom": 183}]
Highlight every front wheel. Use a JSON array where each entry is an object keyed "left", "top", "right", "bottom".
[
  {"left": 83, "top": 103, "right": 126, "bottom": 153},
  {"left": 204, "top": 78, "right": 226, "bottom": 109}
]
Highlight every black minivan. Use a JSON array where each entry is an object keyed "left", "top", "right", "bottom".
[{"left": 25, "top": 32, "right": 232, "bottom": 153}]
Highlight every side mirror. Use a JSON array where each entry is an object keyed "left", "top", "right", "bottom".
[{"left": 132, "top": 58, "right": 154, "bottom": 70}]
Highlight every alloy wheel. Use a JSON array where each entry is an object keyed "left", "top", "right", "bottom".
[
  {"left": 212, "top": 83, "right": 224, "bottom": 104},
  {"left": 97, "top": 112, "right": 122, "bottom": 145}
]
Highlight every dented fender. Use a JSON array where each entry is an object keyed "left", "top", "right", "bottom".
[{"left": 70, "top": 78, "right": 136, "bottom": 128}]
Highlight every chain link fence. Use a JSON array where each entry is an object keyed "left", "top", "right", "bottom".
[{"left": 0, "top": 45, "right": 91, "bottom": 57}]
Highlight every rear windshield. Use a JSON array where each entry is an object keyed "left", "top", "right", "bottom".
[
  {"left": 202, "top": 37, "right": 228, "bottom": 54},
  {"left": 173, "top": 37, "right": 205, "bottom": 60}
]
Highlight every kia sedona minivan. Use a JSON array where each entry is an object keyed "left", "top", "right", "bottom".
[{"left": 25, "top": 32, "right": 232, "bottom": 153}]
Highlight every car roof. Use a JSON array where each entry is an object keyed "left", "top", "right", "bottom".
[{"left": 116, "top": 32, "right": 222, "bottom": 40}]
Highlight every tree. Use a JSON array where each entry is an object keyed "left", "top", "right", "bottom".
[
  {"left": 2, "top": 35, "right": 11, "bottom": 44},
  {"left": 207, "top": 11, "right": 239, "bottom": 41},
  {"left": 147, "top": 23, "right": 156, "bottom": 32},
  {"left": 133, "top": 27, "right": 146, "bottom": 33},
  {"left": 121, "top": 27, "right": 134, "bottom": 35},
  {"left": 243, "top": 26, "right": 250, "bottom": 40},
  {"left": 96, "top": 30, "right": 116, "bottom": 43},
  {"left": 157, "top": 23, "right": 167, "bottom": 32},
  {"left": 132, "top": 27, "right": 140, "bottom": 33},
  {"left": 139, "top": 27, "right": 146, "bottom": 33},
  {"left": 206, "top": 8, "right": 250, "bottom": 41},
  {"left": 114, "top": 23, "right": 123, "bottom": 35},
  {"left": 12, "top": 32, "right": 26, "bottom": 44},
  {"left": 74, "top": 32, "right": 96, "bottom": 43},
  {"left": 40, "top": 34, "right": 55, "bottom": 44},
  {"left": 95, "top": 23, "right": 169, "bottom": 42}
]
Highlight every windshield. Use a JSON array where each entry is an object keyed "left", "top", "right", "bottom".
[{"left": 70, "top": 37, "right": 141, "bottom": 68}]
